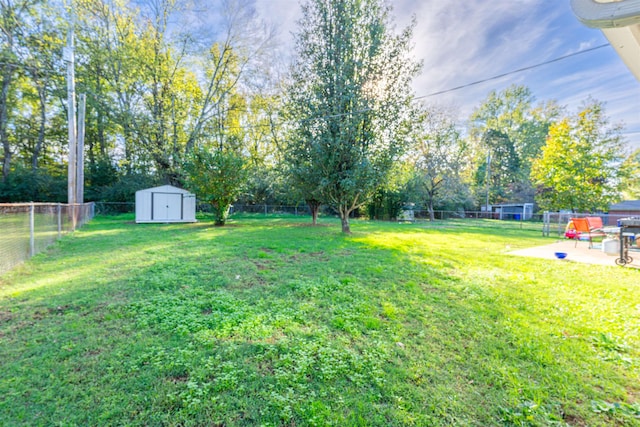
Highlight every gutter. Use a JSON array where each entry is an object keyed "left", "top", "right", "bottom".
[{"left": 571, "top": 0, "right": 640, "bottom": 28}]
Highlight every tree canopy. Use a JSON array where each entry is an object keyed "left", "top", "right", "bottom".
[
  {"left": 469, "top": 85, "right": 560, "bottom": 205},
  {"left": 285, "top": 0, "right": 420, "bottom": 232},
  {"left": 0, "top": 0, "right": 636, "bottom": 227},
  {"left": 405, "top": 105, "right": 470, "bottom": 220},
  {"left": 531, "top": 101, "right": 626, "bottom": 212}
]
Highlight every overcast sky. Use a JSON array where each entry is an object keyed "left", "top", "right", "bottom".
[{"left": 253, "top": 0, "right": 640, "bottom": 149}]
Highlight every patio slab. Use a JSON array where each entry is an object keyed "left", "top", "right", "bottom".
[{"left": 509, "top": 239, "right": 640, "bottom": 268}]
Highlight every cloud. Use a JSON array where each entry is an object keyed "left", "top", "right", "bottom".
[{"left": 250, "top": 0, "right": 640, "bottom": 148}]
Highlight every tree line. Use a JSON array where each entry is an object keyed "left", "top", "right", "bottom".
[{"left": 1, "top": 0, "right": 638, "bottom": 232}]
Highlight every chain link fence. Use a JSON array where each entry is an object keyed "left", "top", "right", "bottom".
[
  {"left": 55, "top": 202, "right": 637, "bottom": 243},
  {"left": 229, "top": 205, "right": 547, "bottom": 231},
  {"left": 0, "top": 203, "right": 95, "bottom": 275},
  {"left": 94, "top": 202, "right": 135, "bottom": 215},
  {"left": 230, "top": 205, "right": 636, "bottom": 236},
  {"left": 229, "top": 204, "right": 312, "bottom": 216},
  {"left": 542, "top": 211, "right": 630, "bottom": 237}
]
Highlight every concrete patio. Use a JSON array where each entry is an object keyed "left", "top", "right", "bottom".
[{"left": 509, "top": 238, "right": 640, "bottom": 268}]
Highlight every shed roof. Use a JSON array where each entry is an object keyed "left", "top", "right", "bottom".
[
  {"left": 609, "top": 199, "right": 640, "bottom": 210},
  {"left": 137, "top": 185, "right": 193, "bottom": 194}
]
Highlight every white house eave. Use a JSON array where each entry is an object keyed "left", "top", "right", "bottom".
[
  {"left": 571, "top": 0, "right": 640, "bottom": 80},
  {"left": 602, "top": 25, "right": 640, "bottom": 79},
  {"left": 571, "top": 0, "right": 640, "bottom": 28}
]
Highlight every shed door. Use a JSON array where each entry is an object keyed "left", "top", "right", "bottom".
[{"left": 152, "top": 192, "right": 183, "bottom": 221}]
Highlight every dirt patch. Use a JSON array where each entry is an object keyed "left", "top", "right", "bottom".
[
  {"left": 32, "top": 304, "right": 77, "bottom": 320},
  {"left": 0, "top": 310, "right": 13, "bottom": 323},
  {"left": 254, "top": 262, "right": 271, "bottom": 271},
  {"left": 289, "top": 251, "right": 329, "bottom": 262},
  {"left": 562, "top": 413, "right": 587, "bottom": 427}
]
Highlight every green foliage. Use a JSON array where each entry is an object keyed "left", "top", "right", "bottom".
[
  {"left": 591, "top": 400, "right": 640, "bottom": 418},
  {"left": 84, "top": 156, "right": 119, "bottom": 201},
  {"left": 98, "top": 172, "right": 158, "bottom": 203},
  {"left": 238, "top": 166, "right": 292, "bottom": 206},
  {"left": 0, "top": 0, "right": 66, "bottom": 181},
  {"left": 619, "top": 149, "right": 640, "bottom": 200},
  {"left": 469, "top": 85, "right": 560, "bottom": 205},
  {"left": 0, "top": 164, "right": 66, "bottom": 202},
  {"left": 184, "top": 147, "right": 248, "bottom": 225},
  {"left": 531, "top": 101, "right": 625, "bottom": 212},
  {"left": 1, "top": 0, "right": 274, "bottom": 197},
  {"left": 406, "top": 106, "right": 472, "bottom": 218},
  {"left": 286, "top": 0, "right": 421, "bottom": 232},
  {"left": 366, "top": 188, "right": 404, "bottom": 220}
]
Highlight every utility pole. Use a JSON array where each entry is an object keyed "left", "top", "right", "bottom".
[
  {"left": 76, "top": 94, "right": 86, "bottom": 204},
  {"left": 485, "top": 152, "right": 491, "bottom": 218},
  {"left": 64, "top": 2, "right": 76, "bottom": 207}
]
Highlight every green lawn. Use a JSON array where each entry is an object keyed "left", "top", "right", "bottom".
[{"left": 0, "top": 214, "right": 638, "bottom": 426}]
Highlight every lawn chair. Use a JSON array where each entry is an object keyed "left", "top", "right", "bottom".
[{"left": 571, "top": 217, "right": 606, "bottom": 249}]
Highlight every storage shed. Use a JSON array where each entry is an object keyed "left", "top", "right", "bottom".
[
  {"left": 609, "top": 200, "right": 640, "bottom": 217},
  {"left": 482, "top": 203, "right": 535, "bottom": 220},
  {"left": 135, "top": 185, "right": 196, "bottom": 223}
]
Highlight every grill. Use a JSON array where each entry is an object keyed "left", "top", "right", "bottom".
[{"left": 615, "top": 217, "right": 640, "bottom": 266}]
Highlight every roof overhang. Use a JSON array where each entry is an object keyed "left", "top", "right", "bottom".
[{"left": 571, "top": 0, "right": 640, "bottom": 80}]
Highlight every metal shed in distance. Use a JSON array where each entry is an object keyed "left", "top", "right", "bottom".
[{"left": 135, "top": 185, "right": 196, "bottom": 223}]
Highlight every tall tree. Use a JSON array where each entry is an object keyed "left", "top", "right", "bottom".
[
  {"left": 76, "top": 0, "right": 274, "bottom": 183},
  {"left": 286, "top": 0, "right": 420, "bottom": 233},
  {"left": 0, "top": 0, "right": 41, "bottom": 181},
  {"left": 184, "top": 144, "right": 247, "bottom": 225},
  {"left": 407, "top": 105, "right": 470, "bottom": 221},
  {"left": 469, "top": 85, "right": 560, "bottom": 204},
  {"left": 22, "top": 1, "right": 63, "bottom": 170},
  {"left": 531, "top": 100, "right": 625, "bottom": 212},
  {"left": 619, "top": 148, "right": 640, "bottom": 200}
]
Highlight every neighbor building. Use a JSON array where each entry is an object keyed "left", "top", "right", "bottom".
[{"left": 609, "top": 199, "right": 640, "bottom": 217}]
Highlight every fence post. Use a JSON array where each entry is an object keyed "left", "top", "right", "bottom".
[
  {"left": 520, "top": 211, "right": 523, "bottom": 229},
  {"left": 29, "top": 202, "right": 35, "bottom": 257},
  {"left": 264, "top": 204, "right": 267, "bottom": 215},
  {"left": 557, "top": 213, "right": 562, "bottom": 237},
  {"left": 57, "top": 203, "right": 62, "bottom": 239},
  {"left": 72, "top": 203, "right": 77, "bottom": 231}
]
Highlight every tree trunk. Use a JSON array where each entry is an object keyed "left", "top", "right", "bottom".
[
  {"left": 428, "top": 200, "right": 435, "bottom": 222},
  {"left": 96, "top": 69, "right": 107, "bottom": 157},
  {"left": 32, "top": 83, "right": 47, "bottom": 170},
  {"left": 214, "top": 202, "right": 230, "bottom": 226},
  {"left": 340, "top": 209, "right": 351, "bottom": 233},
  {"left": 0, "top": 65, "right": 15, "bottom": 182},
  {"left": 123, "top": 121, "right": 133, "bottom": 174},
  {"left": 307, "top": 199, "right": 320, "bottom": 225},
  {"left": 1, "top": 139, "right": 10, "bottom": 182}
]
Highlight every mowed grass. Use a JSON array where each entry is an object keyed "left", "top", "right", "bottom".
[{"left": 0, "top": 214, "right": 638, "bottom": 426}]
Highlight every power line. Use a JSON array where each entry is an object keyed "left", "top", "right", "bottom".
[{"left": 414, "top": 43, "right": 610, "bottom": 100}]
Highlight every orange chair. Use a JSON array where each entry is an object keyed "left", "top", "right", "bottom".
[
  {"left": 571, "top": 217, "right": 606, "bottom": 248},
  {"left": 586, "top": 216, "right": 604, "bottom": 230}
]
